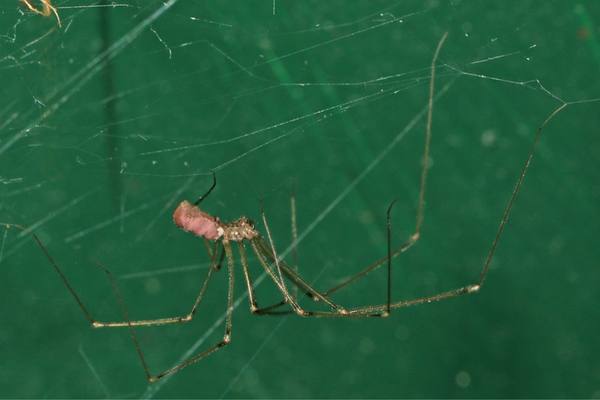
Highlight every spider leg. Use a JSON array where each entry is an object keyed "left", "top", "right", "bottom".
[
  {"left": 2, "top": 222, "right": 222, "bottom": 328},
  {"left": 289, "top": 189, "right": 299, "bottom": 302},
  {"left": 251, "top": 233, "right": 388, "bottom": 318},
  {"left": 258, "top": 204, "right": 297, "bottom": 302},
  {"left": 249, "top": 236, "right": 305, "bottom": 315},
  {"left": 253, "top": 234, "right": 351, "bottom": 312},
  {"left": 237, "top": 241, "right": 259, "bottom": 312},
  {"left": 241, "top": 199, "right": 440, "bottom": 318},
  {"left": 316, "top": 34, "right": 451, "bottom": 299},
  {"left": 244, "top": 286, "right": 472, "bottom": 318},
  {"left": 251, "top": 233, "right": 395, "bottom": 317},
  {"left": 92, "top": 241, "right": 223, "bottom": 328},
  {"left": 239, "top": 190, "right": 307, "bottom": 315},
  {"left": 279, "top": 52, "right": 569, "bottom": 320},
  {"left": 237, "top": 239, "right": 296, "bottom": 315},
  {"left": 250, "top": 247, "right": 386, "bottom": 318},
  {"left": 238, "top": 197, "right": 399, "bottom": 317},
  {"left": 237, "top": 239, "right": 294, "bottom": 316},
  {"left": 236, "top": 189, "right": 374, "bottom": 317},
  {"left": 101, "top": 241, "right": 235, "bottom": 382},
  {"left": 204, "top": 238, "right": 225, "bottom": 270}
]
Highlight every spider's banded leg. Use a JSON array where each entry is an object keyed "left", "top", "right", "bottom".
[
  {"left": 249, "top": 239, "right": 328, "bottom": 315},
  {"left": 251, "top": 231, "right": 345, "bottom": 316},
  {"left": 204, "top": 238, "right": 225, "bottom": 271},
  {"left": 250, "top": 208, "right": 399, "bottom": 316},
  {"left": 252, "top": 235, "right": 348, "bottom": 313},
  {"left": 189, "top": 242, "right": 225, "bottom": 317},
  {"left": 316, "top": 32, "right": 450, "bottom": 299},
  {"left": 151, "top": 241, "right": 235, "bottom": 382},
  {"left": 321, "top": 239, "right": 415, "bottom": 297},
  {"left": 262, "top": 286, "right": 469, "bottom": 318},
  {"left": 3, "top": 225, "right": 96, "bottom": 325},
  {"left": 259, "top": 206, "right": 297, "bottom": 306},
  {"left": 245, "top": 206, "right": 450, "bottom": 319},
  {"left": 238, "top": 241, "right": 258, "bottom": 312},
  {"left": 252, "top": 221, "right": 390, "bottom": 318},
  {"left": 242, "top": 263, "right": 391, "bottom": 318},
  {"left": 336, "top": 285, "right": 481, "bottom": 316},
  {"left": 385, "top": 200, "right": 397, "bottom": 315},
  {"left": 236, "top": 240, "right": 295, "bottom": 316},
  {"left": 93, "top": 241, "right": 222, "bottom": 328},
  {"left": 253, "top": 237, "right": 340, "bottom": 307},
  {"left": 250, "top": 210, "right": 394, "bottom": 317},
  {"left": 242, "top": 193, "right": 313, "bottom": 315},
  {"left": 250, "top": 237, "right": 305, "bottom": 315},
  {"left": 5, "top": 223, "right": 221, "bottom": 328},
  {"left": 342, "top": 102, "right": 570, "bottom": 315},
  {"left": 246, "top": 32, "right": 565, "bottom": 320},
  {"left": 290, "top": 190, "right": 299, "bottom": 302},
  {"left": 252, "top": 302, "right": 294, "bottom": 315},
  {"left": 101, "top": 242, "right": 235, "bottom": 382}
]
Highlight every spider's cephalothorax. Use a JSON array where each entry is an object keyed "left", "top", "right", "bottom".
[{"left": 220, "top": 217, "right": 259, "bottom": 242}]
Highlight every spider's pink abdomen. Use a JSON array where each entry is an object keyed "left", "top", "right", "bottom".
[{"left": 173, "top": 201, "right": 222, "bottom": 240}]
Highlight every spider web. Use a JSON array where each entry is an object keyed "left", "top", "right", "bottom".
[{"left": 1, "top": 1, "right": 599, "bottom": 398}]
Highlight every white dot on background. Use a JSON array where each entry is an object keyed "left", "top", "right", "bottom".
[
  {"left": 455, "top": 370, "right": 471, "bottom": 388},
  {"left": 145, "top": 277, "right": 161, "bottom": 294},
  {"left": 358, "top": 337, "right": 375, "bottom": 355},
  {"left": 481, "top": 129, "right": 496, "bottom": 147},
  {"left": 394, "top": 325, "right": 410, "bottom": 341}
]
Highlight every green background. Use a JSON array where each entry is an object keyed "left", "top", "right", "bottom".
[{"left": 1, "top": 1, "right": 599, "bottom": 398}]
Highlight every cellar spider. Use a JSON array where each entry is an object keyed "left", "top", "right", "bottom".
[
  {"left": 20, "top": 0, "right": 61, "bottom": 27},
  {"left": 1, "top": 32, "right": 560, "bottom": 383}
]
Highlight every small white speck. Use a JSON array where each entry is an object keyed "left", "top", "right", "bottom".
[
  {"left": 481, "top": 129, "right": 496, "bottom": 147},
  {"left": 455, "top": 370, "right": 471, "bottom": 388},
  {"left": 359, "top": 337, "right": 375, "bottom": 355},
  {"left": 394, "top": 325, "right": 410, "bottom": 341},
  {"left": 145, "top": 277, "right": 161, "bottom": 294}
]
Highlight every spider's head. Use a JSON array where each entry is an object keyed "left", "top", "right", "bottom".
[
  {"left": 223, "top": 217, "right": 258, "bottom": 242},
  {"left": 237, "top": 217, "right": 258, "bottom": 240}
]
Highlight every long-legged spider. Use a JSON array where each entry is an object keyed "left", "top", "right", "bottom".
[
  {"left": 20, "top": 0, "right": 61, "bottom": 27},
  {"left": 1, "top": 32, "right": 560, "bottom": 383}
]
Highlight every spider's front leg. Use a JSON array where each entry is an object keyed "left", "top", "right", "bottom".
[
  {"left": 4, "top": 222, "right": 221, "bottom": 329},
  {"left": 104, "top": 240, "right": 236, "bottom": 383}
]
